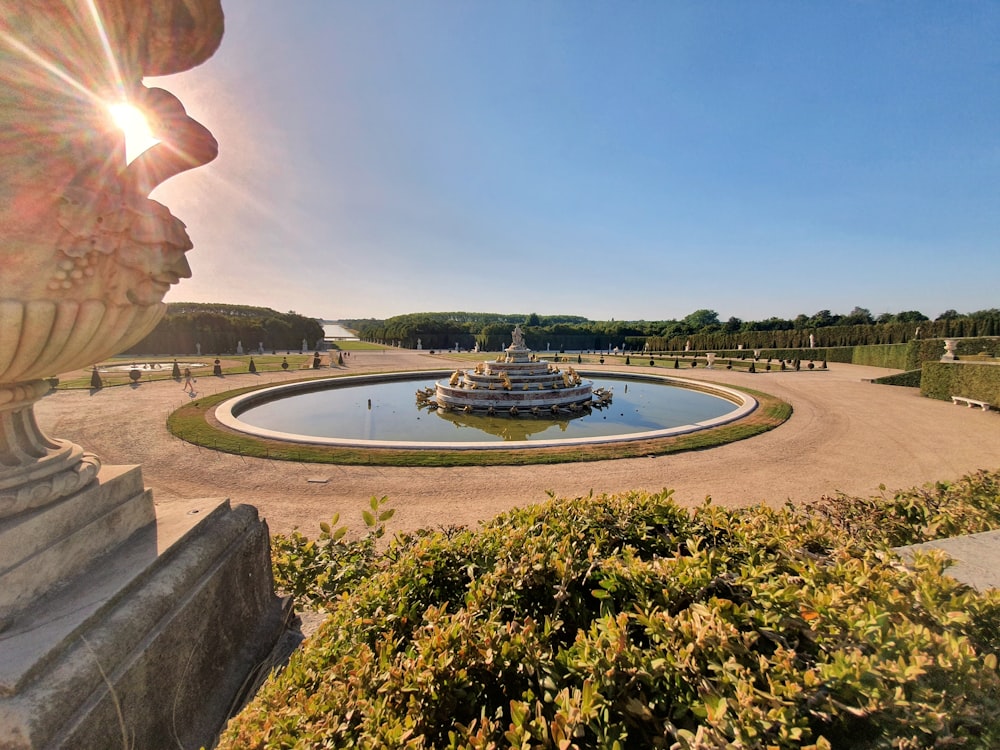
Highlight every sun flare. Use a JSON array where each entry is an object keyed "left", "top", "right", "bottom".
[{"left": 108, "top": 101, "right": 159, "bottom": 162}]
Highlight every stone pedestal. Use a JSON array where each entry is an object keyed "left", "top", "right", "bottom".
[{"left": 0, "top": 467, "right": 291, "bottom": 749}]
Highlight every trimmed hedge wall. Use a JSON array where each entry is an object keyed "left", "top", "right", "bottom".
[
  {"left": 849, "top": 343, "right": 910, "bottom": 370},
  {"left": 663, "top": 339, "right": 1000, "bottom": 375},
  {"left": 667, "top": 348, "right": 832, "bottom": 364},
  {"left": 871, "top": 370, "right": 922, "bottom": 388},
  {"left": 921, "top": 362, "right": 1000, "bottom": 407},
  {"left": 904, "top": 338, "right": 1000, "bottom": 371}
]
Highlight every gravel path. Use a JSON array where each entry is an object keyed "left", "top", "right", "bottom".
[{"left": 35, "top": 352, "right": 999, "bottom": 537}]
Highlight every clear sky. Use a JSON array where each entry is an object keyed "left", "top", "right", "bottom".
[{"left": 149, "top": 1, "right": 999, "bottom": 323}]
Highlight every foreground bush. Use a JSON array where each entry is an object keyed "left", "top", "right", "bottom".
[
  {"left": 804, "top": 470, "right": 1000, "bottom": 548},
  {"left": 222, "top": 471, "right": 1000, "bottom": 749}
]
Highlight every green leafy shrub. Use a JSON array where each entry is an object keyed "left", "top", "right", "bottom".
[
  {"left": 803, "top": 470, "right": 1000, "bottom": 548},
  {"left": 270, "top": 495, "right": 395, "bottom": 608},
  {"left": 221, "top": 476, "right": 1000, "bottom": 749}
]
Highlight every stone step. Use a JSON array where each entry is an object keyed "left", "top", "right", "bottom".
[{"left": 895, "top": 529, "right": 1000, "bottom": 592}]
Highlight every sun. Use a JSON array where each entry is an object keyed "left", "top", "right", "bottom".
[{"left": 108, "top": 101, "right": 160, "bottom": 163}]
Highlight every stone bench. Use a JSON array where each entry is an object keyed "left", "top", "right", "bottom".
[{"left": 952, "top": 395, "right": 991, "bottom": 411}]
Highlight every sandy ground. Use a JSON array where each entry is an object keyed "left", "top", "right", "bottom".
[{"left": 34, "top": 351, "right": 1000, "bottom": 537}]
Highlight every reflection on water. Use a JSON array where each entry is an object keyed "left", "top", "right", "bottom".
[
  {"left": 433, "top": 407, "right": 586, "bottom": 440},
  {"left": 236, "top": 376, "right": 736, "bottom": 443}
]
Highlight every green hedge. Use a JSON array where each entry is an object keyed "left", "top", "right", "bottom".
[
  {"left": 708, "top": 339, "right": 999, "bottom": 373},
  {"left": 221, "top": 473, "right": 1000, "bottom": 750},
  {"left": 909, "top": 339, "right": 1000, "bottom": 370},
  {"left": 849, "top": 343, "right": 909, "bottom": 370},
  {"left": 672, "top": 348, "right": 832, "bottom": 364},
  {"left": 870, "top": 369, "right": 922, "bottom": 388},
  {"left": 921, "top": 362, "right": 1000, "bottom": 407}
]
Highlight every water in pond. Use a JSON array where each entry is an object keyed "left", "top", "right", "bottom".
[{"left": 234, "top": 376, "right": 738, "bottom": 443}]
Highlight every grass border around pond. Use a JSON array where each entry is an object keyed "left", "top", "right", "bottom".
[{"left": 166, "top": 373, "right": 791, "bottom": 467}]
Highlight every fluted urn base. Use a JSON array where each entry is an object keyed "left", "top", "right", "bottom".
[
  {"left": 0, "top": 381, "right": 101, "bottom": 519},
  {"left": 0, "top": 297, "right": 166, "bottom": 517}
]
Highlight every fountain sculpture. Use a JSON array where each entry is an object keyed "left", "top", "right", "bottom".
[
  {"left": 417, "top": 326, "right": 611, "bottom": 416},
  {"left": 0, "top": 3, "right": 287, "bottom": 748}
]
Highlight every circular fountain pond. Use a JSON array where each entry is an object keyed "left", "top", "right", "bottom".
[{"left": 215, "top": 370, "right": 757, "bottom": 450}]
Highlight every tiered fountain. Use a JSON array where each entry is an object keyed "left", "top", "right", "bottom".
[{"left": 417, "top": 326, "right": 612, "bottom": 416}]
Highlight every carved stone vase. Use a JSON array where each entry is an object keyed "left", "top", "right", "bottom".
[{"left": 0, "top": 3, "right": 290, "bottom": 748}]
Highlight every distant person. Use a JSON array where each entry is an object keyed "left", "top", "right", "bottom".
[{"left": 182, "top": 367, "right": 195, "bottom": 394}]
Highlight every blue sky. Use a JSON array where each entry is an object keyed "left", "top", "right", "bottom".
[{"left": 150, "top": 1, "right": 999, "bottom": 323}]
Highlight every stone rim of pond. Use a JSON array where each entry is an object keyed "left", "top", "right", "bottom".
[{"left": 215, "top": 369, "right": 758, "bottom": 450}]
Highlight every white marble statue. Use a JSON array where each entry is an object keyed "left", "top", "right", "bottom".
[{"left": 511, "top": 325, "right": 526, "bottom": 350}]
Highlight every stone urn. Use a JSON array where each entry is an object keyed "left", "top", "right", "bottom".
[
  {"left": 0, "top": 4, "right": 289, "bottom": 749},
  {"left": 942, "top": 339, "right": 959, "bottom": 361},
  {"left": 1, "top": 0, "right": 222, "bottom": 521},
  {"left": 0, "top": 0, "right": 224, "bottom": 618}
]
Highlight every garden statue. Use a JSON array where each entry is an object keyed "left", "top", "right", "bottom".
[
  {"left": 0, "top": 3, "right": 287, "bottom": 748},
  {"left": 510, "top": 324, "right": 526, "bottom": 350}
]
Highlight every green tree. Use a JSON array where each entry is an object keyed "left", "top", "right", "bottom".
[
  {"left": 808, "top": 309, "right": 838, "bottom": 327},
  {"left": 682, "top": 309, "right": 720, "bottom": 331},
  {"left": 840, "top": 306, "right": 873, "bottom": 326}
]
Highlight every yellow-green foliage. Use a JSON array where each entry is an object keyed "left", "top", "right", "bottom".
[
  {"left": 222, "top": 471, "right": 1000, "bottom": 749},
  {"left": 804, "top": 470, "right": 1000, "bottom": 548}
]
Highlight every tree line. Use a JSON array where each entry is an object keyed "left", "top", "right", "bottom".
[
  {"left": 125, "top": 303, "right": 326, "bottom": 355},
  {"left": 349, "top": 307, "right": 1000, "bottom": 352},
  {"left": 125, "top": 304, "right": 999, "bottom": 356}
]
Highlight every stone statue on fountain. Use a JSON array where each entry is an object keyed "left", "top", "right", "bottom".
[{"left": 509, "top": 324, "right": 527, "bottom": 351}]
